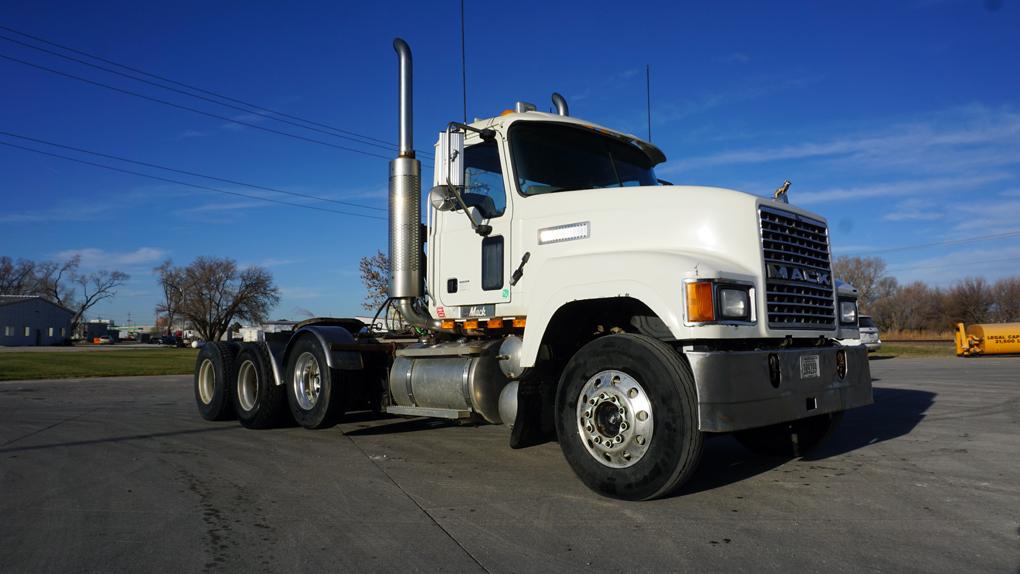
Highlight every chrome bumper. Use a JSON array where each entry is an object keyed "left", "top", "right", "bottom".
[{"left": 685, "top": 345, "right": 873, "bottom": 432}]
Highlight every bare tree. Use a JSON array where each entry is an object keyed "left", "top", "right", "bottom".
[
  {"left": 30, "top": 255, "right": 129, "bottom": 337},
  {"left": 0, "top": 256, "right": 40, "bottom": 294},
  {"left": 154, "top": 260, "right": 184, "bottom": 336},
  {"left": 832, "top": 256, "right": 897, "bottom": 314},
  {"left": 991, "top": 277, "right": 1020, "bottom": 323},
  {"left": 172, "top": 257, "right": 280, "bottom": 341},
  {"left": 359, "top": 250, "right": 389, "bottom": 311},
  {"left": 944, "top": 277, "right": 994, "bottom": 325}
]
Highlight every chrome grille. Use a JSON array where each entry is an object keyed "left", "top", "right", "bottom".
[{"left": 759, "top": 206, "right": 835, "bottom": 330}]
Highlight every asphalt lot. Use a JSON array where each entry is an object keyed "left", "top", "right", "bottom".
[{"left": 0, "top": 357, "right": 1017, "bottom": 573}]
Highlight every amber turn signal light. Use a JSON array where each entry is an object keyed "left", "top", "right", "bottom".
[{"left": 686, "top": 282, "right": 715, "bottom": 323}]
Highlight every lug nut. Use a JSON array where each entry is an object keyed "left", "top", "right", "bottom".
[
  {"left": 637, "top": 410, "right": 648, "bottom": 422},
  {"left": 628, "top": 388, "right": 638, "bottom": 398},
  {"left": 636, "top": 435, "right": 645, "bottom": 445}
]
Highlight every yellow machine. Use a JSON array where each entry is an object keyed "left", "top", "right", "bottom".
[{"left": 955, "top": 322, "right": 1020, "bottom": 356}]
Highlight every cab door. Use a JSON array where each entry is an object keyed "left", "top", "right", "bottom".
[{"left": 431, "top": 136, "right": 513, "bottom": 312}]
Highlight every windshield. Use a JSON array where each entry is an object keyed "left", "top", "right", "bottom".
[
  {"left": 509, "top": 122, "right": 658, "bottom": 195},
  {"left": 859, "top": 317, "right": 876, "bottom": 328}
]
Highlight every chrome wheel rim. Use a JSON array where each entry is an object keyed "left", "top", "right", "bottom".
[
  {"left": 198, "top": 358, "right": 215, "bottom": 405},
  {"left": 293, "top": 352, "right": 322, "bottom": 410},
  {"left": 237, "top": 360, "right": 258, "bottom": 412},
  {"left": 576, "top": 370, "right": 653, "bottom": 469}
]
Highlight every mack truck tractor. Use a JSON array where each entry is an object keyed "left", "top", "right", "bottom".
[{"left": 193, "top": 38, "right": 873, "bottom": 500}]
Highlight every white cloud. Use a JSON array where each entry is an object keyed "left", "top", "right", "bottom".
[
  {"left": 888, "top": 244, "right": 1020, "bottom": 285},
  {"left": 796, "top": 172, "right": 1012, "bottom": 205},
  {"left": 882, "top": 198, "right": 945, "bottom": 222},
  {"left": 662, "top": 105, "right": 1020, "bottom": 174},
  {"left": 54, "top": 247, "right": 168, "bottom": 269},
  {"left": 654, "top": 75, "right": 824, "bottom": 124}
]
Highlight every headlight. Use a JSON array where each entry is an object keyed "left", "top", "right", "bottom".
[
  {"left": 685, "top": 281, "right": 754, "bottom": 324},
  {"left": 839, "top": 300, "right": 858, "bottom": 324},
  {"left": 719, "top": 288, "right": 750, "bottom": 319}
]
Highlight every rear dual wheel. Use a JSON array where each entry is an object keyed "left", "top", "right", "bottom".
[
  {"left": 556, "top": 334, "right": 703, "bottom": 501},
  {"left": 285, "top": 335, "right": 346, "bottom": 429},
  {"left": 233, "top": 343, "right": 288, "bottom": 429},
  {"left": 194, "top": 342, "right": 239, "bottom": 421}
]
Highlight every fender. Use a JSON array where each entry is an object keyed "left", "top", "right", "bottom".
[
  {"left": 265, "top": 325, "right": 364, "bottom": 386},
  {"left": 518, "top": 250, "right": 757, "bottom": 368}
]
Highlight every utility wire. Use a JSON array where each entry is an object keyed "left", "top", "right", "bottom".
[
  {"left": 0, "top": 140, "right": 386, "bottom": 221},
  {"left": 0, "top": 51, "right": 394, "bottom": 161},
  {"left": 847, "top": 229, "right": 1020, "bottom": 256},
  {"left": 0, "top": 129, "right": 385, "bottom": 212},
  {"left": 0, "top": 32, "right": 402, "bottom": 155},
  {"left": 888, "top": 254, "right": 1020, "bottom": 273},
  {"left": 0, "top": 24, "right": 432, "bottom": 158},
  {"left": 0, "top": 52, "right": 434, "bottom": 168}
]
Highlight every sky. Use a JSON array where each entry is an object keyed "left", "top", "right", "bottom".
[{"left": 1, "top": 0, "right": 1018, "bottom": 326}]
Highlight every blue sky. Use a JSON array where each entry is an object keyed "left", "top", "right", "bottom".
[{"left": 1, "top": 1, "right": 1017, "bottom": 325}]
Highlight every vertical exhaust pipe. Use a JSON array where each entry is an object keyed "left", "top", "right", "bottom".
[
  {"left": 389, "top": 38, "right": 438, "bottom": 329},
  {"left": 551, "top": 92, "right": 569, "bottom": 116}
]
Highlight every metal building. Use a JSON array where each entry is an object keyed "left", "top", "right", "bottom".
[{"left": 0, "top": 295, "right": 74, "bottom": 347}]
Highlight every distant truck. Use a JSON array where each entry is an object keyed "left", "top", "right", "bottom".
[{"left": 193, "top": 38, "right": 872, "bottom": 500}]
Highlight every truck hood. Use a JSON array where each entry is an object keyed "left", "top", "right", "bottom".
[{"left": 516, "top": 184, "right": 818, "bottom": 280}]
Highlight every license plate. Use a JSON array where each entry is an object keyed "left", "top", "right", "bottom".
[{"left": 799, "top": 355, "right": 820, "bottom": 379}]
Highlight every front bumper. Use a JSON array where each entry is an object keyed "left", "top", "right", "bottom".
[{"left": 685, "top": 345, "right": 873, "bottom": 432}]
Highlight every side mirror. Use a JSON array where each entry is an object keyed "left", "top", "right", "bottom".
[
  {"left": 434, "top": 130, "right": 464, "bottom": 188},
  {"left": 429, "top": 185, "right": 457, "bottom": 211}
]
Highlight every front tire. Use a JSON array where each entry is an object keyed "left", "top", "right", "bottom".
[
  {"left": 194, "top": 342, "right": 239, "bottom": 421},
  {"left": 285, "top": 335, "right": 345, "bottom": 429},
  {"left": 555, "top": 334, "right": 703, "bottom": 501}
]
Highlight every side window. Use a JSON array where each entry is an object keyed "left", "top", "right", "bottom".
[{"left": 462, "top": 140, "right": 507, "bottom": 219}]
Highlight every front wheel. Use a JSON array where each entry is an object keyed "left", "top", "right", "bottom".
[{"left": 555, "top": 334, "right": 703, "bottom": 501}]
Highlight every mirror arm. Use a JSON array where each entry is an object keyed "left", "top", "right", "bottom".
[
  {"left": 444, "top": 176, "right": 492, "bottom": 237},
  {"left": 448, "top": 121, "right": 496, "bottom": 141}
]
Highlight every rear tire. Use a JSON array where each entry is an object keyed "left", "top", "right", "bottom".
[
  {"left": 234, "top": 343, "right": 288, "bottom": 429},
  {"left": 285, "top": 335, "right": 345, "bottom": 429},
  {"left": 555, "top": 334, "right": 703, "bottom": 501},
  {"left": 194, "top": 342, "right": 239, "bottom": 421},
  {"left": 734, "top": 412, "right": 843, "bottom": 457}
]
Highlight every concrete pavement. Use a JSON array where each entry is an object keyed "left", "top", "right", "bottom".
[{"left": 0, "top": 358, "right": 1017, "bottom": 572}]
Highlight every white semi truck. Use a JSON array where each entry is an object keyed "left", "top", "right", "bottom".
[{"left": 193, "top": 38, "right": 872, "bottom": 500}]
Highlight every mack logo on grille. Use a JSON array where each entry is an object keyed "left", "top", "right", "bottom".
[{"left": 766, "top": 263, "right": 831, "bottom": 286}]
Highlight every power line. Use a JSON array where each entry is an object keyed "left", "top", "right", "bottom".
[
  {"left": 0, "top": 32, "right": 401, "bottom": 154},
  {"left": 0, "top": 129, "right": 385, "bottom": 212},
  {"left": 888, "top": 255, "right": 1020, "bottom": 274},
  {"left": 849, "top": 229, "right": 1020, "bottom": 256},
  {"left": 0, "top": 50, "right": 400, "bottom": 162},
  {"left": 0, "top": 24, "right": 432, "bottom": 158},
  {"left": 0, "top": 140, "right": 386, "bottom": 221}
]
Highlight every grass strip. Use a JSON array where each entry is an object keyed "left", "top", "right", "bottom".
[
  {"left": 870, "top": 342, "right": 956, "bottom": 358},
  {"left": 0, "top": 349, "right": 198, "bottom": 381}
]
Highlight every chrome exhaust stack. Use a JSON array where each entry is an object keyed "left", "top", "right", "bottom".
[
  {"left": 389, "top": 38, "right": 439, "bottom": 330},
  {"left": 551, "top": 92, "right": 569, "bottom": 116}
]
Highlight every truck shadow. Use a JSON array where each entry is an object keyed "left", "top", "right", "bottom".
[{"left": 678, "top": 386, "right": 935, "bottom": 496}]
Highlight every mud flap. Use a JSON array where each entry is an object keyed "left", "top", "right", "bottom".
[{"left": 509, "top": 378, "right": 556, "bottom": 449}]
